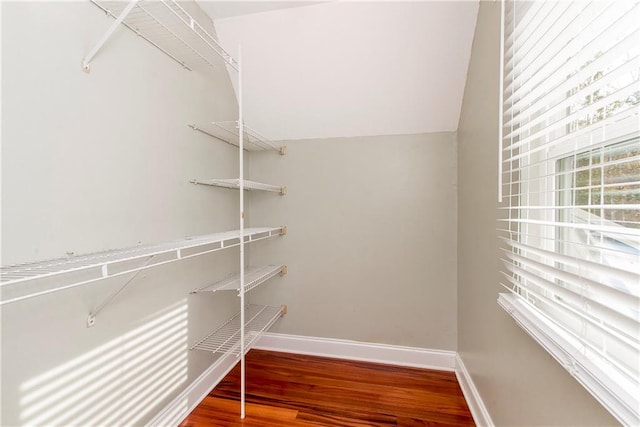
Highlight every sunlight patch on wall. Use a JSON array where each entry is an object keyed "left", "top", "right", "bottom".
[{"left": 19, "top": 301, "right": 189, "bottom": 426}]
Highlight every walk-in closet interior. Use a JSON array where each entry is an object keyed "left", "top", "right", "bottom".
[{"left": 1, "top": 1, "right": 638, "bottom": 426}]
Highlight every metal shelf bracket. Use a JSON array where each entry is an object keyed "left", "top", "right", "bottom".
[
  {"left": 87, "top": 254, "right": 155, "bottom": 327},
  {"left": 82, "top": 0, "right": 139, "bottom": 73}
]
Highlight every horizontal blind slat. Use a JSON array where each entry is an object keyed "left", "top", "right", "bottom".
[
  {"left": 503, "top": 108, "right": 640, "bottom": 163},
  {"left": 498, "top": 229, "right": 639, "bottom": 265},
  {"left": 504, "top": 2, "right": 637, "bottom": 98},
  {"left": 504, "top": 54, "right": 640, "bottom": 141},
  {"left": 504, "top": 5, "right": 639, "bottom": 118},
  {"left": 504, "top": 251, "right": 639, "bottom": 318},
  {"left": 505, "top": 80, "right": 640, "bottom": 150},
  {"left": 504, "top": 239, "right": 640, "bottom": 289},
  {"left": 502, "top": 131, "right": 640, "bottom": 174},
  {"left": 504, "top": 1, "right": 591, "bottom": 83},
  {"left": 502, "top": 218, "right": 640, "bottom": 238}
]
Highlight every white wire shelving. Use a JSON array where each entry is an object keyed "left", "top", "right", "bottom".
[
  {"left": 190, "top": 178, "right": 286, "bottom": 195},
  {"left": 191, "top": 264, "right": 286, "bottom": 294},
  {"left": 188, "top": 122, "right": 286, "bottom": 154},
  {"left": 191, "top": 304, "right": 286, "bottom": 355},
  {"left": 0, "top": 227, "right": 286, "bottom": 306},
  {"left": 85, "top": 0, "right": 238, "bottom": 73},
  {"left": 79, "top": 9, "right": 286, "bottom": 415}
]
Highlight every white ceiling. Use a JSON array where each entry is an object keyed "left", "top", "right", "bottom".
[
  {"left": 200, "top": 1, "right": 328, "bottom": 20},
  {"left": 200, "top": 1, "right": 479, "bottom": 141}
]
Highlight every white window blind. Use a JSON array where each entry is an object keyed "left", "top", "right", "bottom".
[{"left": 499, "top": 1, "right": 640, "bottom": 424}]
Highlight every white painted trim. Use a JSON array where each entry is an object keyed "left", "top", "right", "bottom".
[
  {"left": 498, "top": 293, "right": 639, "bottom": 426},
  {"left": 455, "top": 354, "right": 494, "bottom": 427},
  {"left": 145, "top": 352, "right": 239, "bottom": 427},
  {"left": 253, "top": 332, "right": 456, "bottom": 371}
]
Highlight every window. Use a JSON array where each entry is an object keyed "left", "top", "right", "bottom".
[{"left": 499, "top": 1, "right": 640, "bottom": 424}]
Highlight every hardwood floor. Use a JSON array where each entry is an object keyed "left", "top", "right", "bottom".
[{"left": 181, "top": 350, "right": 474, "bottom": 426}]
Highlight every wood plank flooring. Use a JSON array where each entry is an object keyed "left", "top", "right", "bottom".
[{"left": 181, "top": 350, "right": 474, "bottom": 426}]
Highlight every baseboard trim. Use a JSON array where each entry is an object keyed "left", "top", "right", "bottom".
[
  {"left": 145, "top": 352, "right": 239, "bottom": 427},
  {"left": 147, "top": 335, "right": 473, "bottom": 426},
  {"left": 253, "top": 332, "right": 456, "bottom": 371},
  {"left": 455, "top": 354, "right": 494, "bottom": 427}
]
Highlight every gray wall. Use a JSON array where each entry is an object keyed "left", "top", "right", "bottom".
[
  {"left": 1, "top": 5, "right": 459, "bottom": 427},
  {"left": 2, "top": 1, "right": 618, "bottom": 426},
  {"left": 456, "top": 2, "right": 619, "bottom": 426},
  {"left": 248, "top": 133, "right": 458, "bottom": 350},
  {"left": 1, "top": 2, "right": 244, "bottom": 425}
]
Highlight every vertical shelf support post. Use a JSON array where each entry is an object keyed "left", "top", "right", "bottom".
[{"left": 238, "top": 44, "right": 246, "bottom": 420}]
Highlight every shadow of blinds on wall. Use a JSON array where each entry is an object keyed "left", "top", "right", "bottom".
[{"left": 498, "top": 1, "right": 640, "bottom": 425}]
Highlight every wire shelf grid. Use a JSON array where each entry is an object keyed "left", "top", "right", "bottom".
[
  {"left": 191, "top": 264, "right": 285, "bottom": 294},
  {"left": 92, "top": 0, "right": 238, "bottom": 71},
  {"left": 188, "top": 122, "right": 283, "bottom": 153},
  {"left": 190, "top": 304, "right": 284, "bottom": 355},
  {"left": 190, "top": 178, "right": 284, "bottom": 194},
  {"left": 0, "top": 227, "right": 284, "bottom": 305}
]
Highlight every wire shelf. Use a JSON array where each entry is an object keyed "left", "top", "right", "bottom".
[
  {"left": 0, "top": 227, "right": 285, "bottom": 305},
  {"left": 191, "top": 264, "right": 285, "bottom": 294},
  {"left": 188, "top": 122, "right": 285, "bottom": 154},
  {"left": 91, "top": 0, "right": 238, "bottom": 71},
  {"left": 191, "top": 304, "right": 285, "bottom": 355},
  {"left": 190, "top": 179, "right": 285, "bottom": 194}
]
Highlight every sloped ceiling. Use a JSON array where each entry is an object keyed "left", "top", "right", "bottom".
[
  {"left": 202, "top": 1, "right": 328, "bottom": 20},
  {"left": 200, "top": 1, "right": 479, "bottom": 141}
]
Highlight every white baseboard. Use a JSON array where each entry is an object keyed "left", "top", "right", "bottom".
[
  {"left": 455, "top": 354, "right": 494, "bottom": 427},
  {"left": 145, "top": 352, "right": 238, "bottom": 427},
  {"left": 254, "top": 332, "right": 456, "bottom": 371}
]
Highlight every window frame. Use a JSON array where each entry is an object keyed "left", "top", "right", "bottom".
[{"left": 498, "top": 1, "right": 640, "bottom": 423}]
